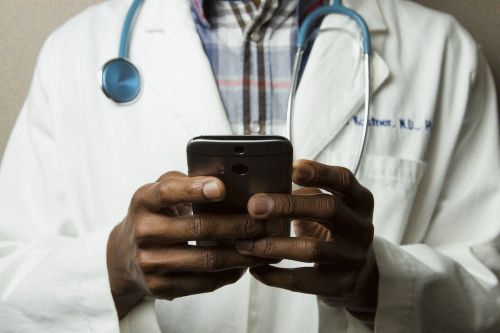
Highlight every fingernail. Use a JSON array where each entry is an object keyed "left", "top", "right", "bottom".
[
  {"left": 266, "top": 220, "right": 283, "bottom": 236},
  {"left": 236, "top": 241, "right": 254, "bottom": 254},
  {"left": 202, "top": 181, "right": 222, "bottom": 199},
  {"left": 295, "top": 163, "right": 314, "bottom": 182},
  {"left": 250, "top": 196, "right": 274, "bottom": 216}
]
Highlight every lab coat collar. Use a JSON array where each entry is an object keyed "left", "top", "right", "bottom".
[
  {"left": 133, "top": 0, "right": 234, "bottom": 140},
  {"left": 135, "top": 0, "right": 390, "bottom": 161},
  {"left": 344, "top": 0, "right": 387, "bottom": 33},
  {"left": 140, "top": 0, "right": 387, "bottom": 34},
  {"left": 291, "top": 0, "right": 390, "bottom": 160}
]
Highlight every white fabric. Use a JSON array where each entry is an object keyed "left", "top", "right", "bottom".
[{"left": 0, "top": 0, "right": 499, "bottom": 332}]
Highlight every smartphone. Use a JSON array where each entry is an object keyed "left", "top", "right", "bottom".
[{"left": 187, "top": 135, "right": 293, "bottom": 245}]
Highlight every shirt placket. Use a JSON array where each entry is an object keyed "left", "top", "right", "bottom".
[{"left": 238, "top": 0, "right": 278, "bottom": 135}]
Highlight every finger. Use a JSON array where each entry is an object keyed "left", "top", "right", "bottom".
[
  {"left": 250, "top": 265, "right": 356, "bottom": 298},
  {"left": 235, "top": 237, "right": 366, "bottom": 265},
  {"left": 134, "top": 214, "right": 282, "bottom": 247},
  {"left": 292, "top": 160, "right": 373, "bottom": 207},
  {"left": 131, "top": 176, "right": 226, "bottom": 212},
  {"left": 292, "top": 220, "right": 330, "bottom": 239},
  {"left": 247, "top": 193, "right": 368, "bottom": 237},
  {"left": 248, "top": 192, "right": 348, "bottom": 222},
  {"left": 138, "top": 246, "right": 278, "bottom": 274},
  {"left": 156, "top": 171, "right": 188, "bottom": 182},
  {"left": 292, "top": 187, "right": 322, "bottom": 195},
  {"left": 146, "top": 269, "right": 245, "bottom": 300}
]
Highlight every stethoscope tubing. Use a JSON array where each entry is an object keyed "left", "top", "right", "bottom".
[
  {"left": 286, "top": 52, "right": 371, "bottom": 176},
  {"left": 287, "top": 1, "right": 372, "bottom": 175},
  {"left": 103, "top": 0, "right": 373, "bottom": 175},
  {"left": 119, "top": 0, "right": 143, "bottom": 58}
]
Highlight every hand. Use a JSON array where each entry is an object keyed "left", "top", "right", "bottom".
[
  {"left": 107, "top": 171, "right": 279, "bottom": 318},
  {"left": 236, "top": 160, "right": 378, "bottom": 319}
]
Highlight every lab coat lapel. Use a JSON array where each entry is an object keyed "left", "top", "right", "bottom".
[
  {"left": 132, "top": 0, "right": 390, "bottom": 160},
  {"left": 135, "top": 0, "right": 232, "bottom": 138},
  {"left": 293, "top": 0, "right": 390, "bottom": 160}
]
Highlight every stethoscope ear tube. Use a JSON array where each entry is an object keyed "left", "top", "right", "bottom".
[
  {"left": 352, "top": 54, "right": 371, "bottom": 176},
  {"left": 286, "top": 2, "right": 373, "bottom": 176},
  {"left": 286, "top": 48, "right": 304, "bottom": 141},
  {"left": 285, "top": 51, "right": 371, "bottom": 176}
]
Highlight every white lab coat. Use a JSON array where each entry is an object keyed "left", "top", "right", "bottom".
[{"left": 0, "top": 0, "right": 499, "bottom": 332}]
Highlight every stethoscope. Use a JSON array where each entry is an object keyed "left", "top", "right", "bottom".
[{"left": 101, "top": 0, "right": 372, "bottom": 175}]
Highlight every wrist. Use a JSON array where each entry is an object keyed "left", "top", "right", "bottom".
[
  {"left": 320, "top": 246, "right": 379, "bottom": 326},
  {"left": 345, "top": 256, "right": 379, "bottom": 328},
  {"left": 107, "top": 222, "right": 147, "bottom": 319}
]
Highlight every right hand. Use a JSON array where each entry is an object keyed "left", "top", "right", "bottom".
[{"left": 106, "top": 171, "right": 281, "bottom": 318}]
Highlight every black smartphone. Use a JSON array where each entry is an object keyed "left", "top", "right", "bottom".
[{"left": 187, "top": 135, "right": 293, "bottom": 245}]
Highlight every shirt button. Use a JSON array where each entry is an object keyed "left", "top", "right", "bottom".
[
  {"left": 250, "top": 30, "right": 262, "bottom": 43},
  {"left": 250, "top": 121, "right": 261, "bottom": 134}
]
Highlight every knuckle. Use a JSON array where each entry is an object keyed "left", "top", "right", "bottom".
[
  {"left": 258, "top": 238, "right": 275, "bottom": 256},
  {"left": 155, "top": 181, "right": 174, "bottom": 204},
  {"left": 137, "top": 251, "right": 155, "bottom": 273},
  {"left": 199, "top": 251, "right": 219, "bottom": 270},
  {"left": 132, "top": 223, "right": 148, "bottom": 245},
  {"left": 323, "top": 196, "right": 337, "bottom": 219},
  {"left": 304, "top": 239, "right": 322, "bottom": 262},
  {"left": 131, "top": 216, "right": 161, "bottom": 247},
  {"left": 281, "top": 195, "right": 295, "bottom": 217},
  {"left": 191, "top": 216, "right": 204, "bottom": 239},
  {"left": 158, "top": 171, "right": 185, "bottom": 182},
  {"left": 337, "top": 167, "right": 355, "bottom": 191},
  {"left": 191, "top": 215, "right": 214, "bottom": 239},
  {"left": 241, "top": 216, "right": 263, "bottom": 238},
  {"left": 131, "top": 219, "right": 141, "bottom": 235},
  {"left": 130, "top": 184, "right": 153, "bottom": 209}
]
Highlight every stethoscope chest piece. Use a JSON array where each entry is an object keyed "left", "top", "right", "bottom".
[{"left": 101, "top": 58, "right": 141, "bottom": 104}]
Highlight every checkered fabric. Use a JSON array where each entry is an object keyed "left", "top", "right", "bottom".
[{"left": 190, "top": 0, "right": 324, "bottom": 135}]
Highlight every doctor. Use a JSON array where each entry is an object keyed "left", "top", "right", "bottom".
[{"left": 0, "top": 0, "right": 499, "bottom": 332}]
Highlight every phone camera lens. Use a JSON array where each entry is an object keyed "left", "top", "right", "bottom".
[
  {"left": 231, "top": 164, "right": 249, "bottom": 175},
  {"left": 234, "top": 146, "right": 245, "bottom": 155}
]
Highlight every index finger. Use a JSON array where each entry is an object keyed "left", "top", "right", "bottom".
[
  {"left": 292, "top": 160, "right": 372, "bottom": 205},
  {"left": 132, "top": 176, "right": 226, "bottom": 211}
]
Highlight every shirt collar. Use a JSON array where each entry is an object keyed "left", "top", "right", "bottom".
[
  {"left": 142, "top": 0, "right": 387, "bottom": 33},
  {"left": 191, "top": 0, "right": 211, "bottom": 28},
  {"left": 190, "top": 0, "right": 325, "bottom": 28}
]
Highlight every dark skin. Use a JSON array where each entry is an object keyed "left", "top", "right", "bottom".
[
  {"left": 240, "top": 160, "right": 378, "bottom": 325},
  {"left": 107, "top": 171, "right": 280, "bottom": 318},
  {"left": 107, "top": 160, "right": 378, "bottom": 322}
]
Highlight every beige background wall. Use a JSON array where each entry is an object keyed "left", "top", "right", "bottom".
[
  {"left": 0, "top": 0, "right": 499, "bottom": 158},
  {"left": 0, "top": 1, "right": 102, "bottom": 158}
]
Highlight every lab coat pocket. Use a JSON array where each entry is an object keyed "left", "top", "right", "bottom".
[{"left": 321, "top": 153, "right": 428, "bottom": 244}]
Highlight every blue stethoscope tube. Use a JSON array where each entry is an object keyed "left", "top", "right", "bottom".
[
  {"left": 101, "top": 0, "right": 372, "bottom": 175},
  {"left": 287, "top": 0, "right": 372, "bottom": 175}
]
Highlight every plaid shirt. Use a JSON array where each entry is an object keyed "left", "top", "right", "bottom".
[{"left": 190, "top": 0, "right": 324, "bottom": 135}]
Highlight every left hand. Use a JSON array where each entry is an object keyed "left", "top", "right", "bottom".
[{"left": 236, "top": 159, "right": 377, "bottom": 311}]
